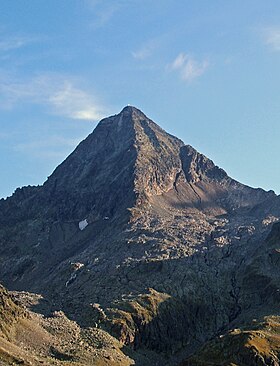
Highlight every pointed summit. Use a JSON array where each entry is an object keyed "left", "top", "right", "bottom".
[
  {"left": 99, "top": 105, "right": 147, "bottom": 125},
  {"left": 41, "top": 106, "right": 185, "bottom": 219},
  {"left": 98, "top": 105, "right": 155, "bottom": 135},
  {"left": 119, "top": 105, "right": 144, "bottom": 116},
  {"left": 2, "top": 106, "right": 275, "bottom": 225}
]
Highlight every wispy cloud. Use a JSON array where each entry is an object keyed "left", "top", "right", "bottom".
[
  {"left": 0, "top": 74, "right": 106, "bottom": 121},
  {"left": 87, "top": 0, "right": 125, "bottom": 28},
  {"left": 262, "top": 27, "right": 280, "bottom": 51},
  {"left": 169, "top": 53, "right": 209, "bottom": 82},
  {"left": 132, "top": 39, "right": 159, "bottom": 60},
  {"left": 48, "top": 80, "right": 104, "bottom": 120},
  {"left": 0, "top": 35, "right": 39, "bottom": 52}
]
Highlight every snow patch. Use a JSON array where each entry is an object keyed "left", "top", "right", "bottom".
[
  {"left": 65, "top": 273, "right": 77, "bottom": 287},
  {"left": 79, "top": 219, "right": 88, "bottom": 231}
]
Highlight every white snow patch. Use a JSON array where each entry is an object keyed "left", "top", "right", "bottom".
[
  {"left": 79, "top": 219, "right": 88, "bottom": 231},
  {"left": 65, "top": 273, "right": 77, "bottom": 287}
]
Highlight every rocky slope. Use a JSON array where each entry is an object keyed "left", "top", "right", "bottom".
[
  {"left": 181, "top": 316, "right": 280, "bottom": 366},
  {"left": 0, "top": 106, "right": 280, "bottom": 365},
  {"left": 0, "top": 285, "right": 134, "bottom": 365}
]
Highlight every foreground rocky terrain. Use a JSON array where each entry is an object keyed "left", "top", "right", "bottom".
[
  {"left": 0, "top": 106, "right": 280, "bottom": 365},
  {"left": 0, "top": 285, "right": 134, "bottom": 365}
]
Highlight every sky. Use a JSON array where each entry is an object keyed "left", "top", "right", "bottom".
[{"left": 1, "top": 0, "right": 280, "bottom": 198}]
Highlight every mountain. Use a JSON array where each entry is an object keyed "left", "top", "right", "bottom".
[{"left": 1, "top": 106, "right": 280, "bottom": 365}]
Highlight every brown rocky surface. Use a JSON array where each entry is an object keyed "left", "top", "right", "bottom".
[
  {"left": 1, "top": 106, "right": 280, "bottom": 365},
  {"left": 0, "top": 286, "right": 135, "bottom": 365},
  {"left": 181, "top": 316, "right": 280, "bottom": 366}
]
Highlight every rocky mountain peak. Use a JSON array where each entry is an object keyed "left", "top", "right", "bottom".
[
  {"left": 119, "top": 104, "right": 146, "bottom": 118},
  {"left": 1, "top": 107, "right": 280, "bottom": 366},
  {"left": 97, "top": 105, "right": 151, "bottom": 133},
  {"left": 1, "top": 107, "right": 273, "bottom": 224}
]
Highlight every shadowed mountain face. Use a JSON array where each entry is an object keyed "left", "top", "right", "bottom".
[{"left": 1, "top": 106, "right": 280, "bottom": 365}]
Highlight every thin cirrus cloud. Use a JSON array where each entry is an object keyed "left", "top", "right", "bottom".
[
  {"left": 87, "top": 0, "right": 126, "bottom": 28},
  {"left": 263, "top": 27, "right": 280, "bottom": 51},
  {"left": 170, "top": 53, "right": 209, "bottom": 82},
  {"left": 0, "top": 74, "right": 106, "bottom": 121},
  {"left": 0, "top": 35, "right": 40, "bottom": 52},
  {"left": 48, "top": 81, "right": 104, "bottom": 120},
  {"left": 132, "top": 40, "right": 158, "bottom": 60}
]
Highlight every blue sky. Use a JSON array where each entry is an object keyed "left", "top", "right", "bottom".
[{"left": 1, "top": 0, "right": 280, "bottom": 198}]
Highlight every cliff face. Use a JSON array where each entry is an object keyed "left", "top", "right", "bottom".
[{"left": 0, "top": 106, "right": 280, "bottom": 365}]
